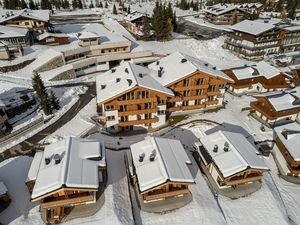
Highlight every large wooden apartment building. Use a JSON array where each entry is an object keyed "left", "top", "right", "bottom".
[
  {"left": 224, "top": 61, "right": 290, "bottom": 94},
  {"left": 273, "top": 122, "right": 300, "bottom": 177},
  {"left": 195, "top": 130, "right": 268, "bottom": 189},
  {"left": 0, "top": 9, "right": 50, "bottom": 34},
  {"left": 27, "top": 137, "right": 107, "bottom": 224},
  {"left": 148, "top": 52, "right": 233, "bottom": 113},
  {"left": 96, "top": 52, "right": 233, "bottom": 132},
  {"left": 96, "top": 62, "right": 174, "bottom": 132},
  {"left": 130, "top": 137, "right": 194, "bottom": 207},
  {"left": 250, "top": 87, "right": 300, "bottom": 126},
  {"left": 204, "top": 4, "right": 248, "bottom": 25},
  {"left": 224, "top": 20, "right": 283, "bottom": 61}
]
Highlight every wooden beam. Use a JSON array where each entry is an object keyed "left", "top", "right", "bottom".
[
  {"left": 143, "top": 189, "right": 190, "bottom": 201},
  {"left": 41, "top": 194, "right": 94, "bottom": 208}
]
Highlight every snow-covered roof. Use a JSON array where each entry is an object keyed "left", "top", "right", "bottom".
[
  {"left": 232, "top": 61, "right": 281, "bottom": 80},
  {"left": 77, "top": 31, "right": 100, "bottom": 40},
  {"left": 96, "top": 62, "right": 174, "bottom": 104},
  {"left": 198, "top": 131, "right": 268, "bottom": 178},
  {"left": 0, "top": 181, "right": 8, "bottom": 196},
  {"left": 254, "top": 87, "right": 300, "bottom": 112},
  {"left": 230, "top": 20, "right": 275, "bottom": 35},
  {"left": 205, "top": 4, "right": 245, "bottom": 16},
  {"left": 37, "top": 32, "right": 69, "bottom": 41},
  {"left": 31, "top": 137, "right": 106, "bottom": 200},
  {"left": 130, "top": 137, "right": 194, "bottom": 192},
  {"left": 255, "top": 18, "right": 282, "bottom": 26},
  {"left": 283, "top": 26, "right": 300, "bottom": 32},
  {"left": 148, "top": 52, "right": 233, "bottom": 86},
  {"left": 0, "top": 25, "right": 28, "bottom": 39},
  {"left": 27, "top": 151, "right": 43, "bottom": 182},
  {"left": 274, "top": 122, "right": 300, "bottom": 161},
  {"left": 0, "top": 9, "right": 50, "bottom": 24},
  {"left": 124, "top": 13, "right": 145, "bottom": 22}
]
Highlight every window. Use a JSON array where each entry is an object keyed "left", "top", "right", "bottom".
[
  {"left": 195, "top": 99, "right": 202, "bottom": 105},
  {"left": 144, "top": 102, "right": 152, "bottom": 109},
  {"left": 107, "top": 116, "right": 115, "bottom": 121},
  {"left": 120, "top": 105, "right": 128, "bottom": 112},
  {"left": 158, "top": 110, "right": 165, "bottom": 115},
  {"left": 182, "top": 101, "right": 189, "bottom": 106},
  {"left": 196, "top": 78, "right": 204, "bottom": 85},
  {"left": 208, "top": 85, "right": 216, "bottom": 92},
  {"left": 105, "top": 105, "right": 114, "bottom": 111},
  {"left": 196, "top": 89, "right": 203, "bottom": 95},
  {"left": 183, "top": 90, "right": 190, "bottom": 97},
  {"left": 183, "top": 79, "right": 190, "bottom": 87},
  {"left": 157, "top": 99, "right": 166, "bottom": 105}
]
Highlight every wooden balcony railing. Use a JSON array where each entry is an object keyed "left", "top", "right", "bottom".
[
  {"left": 143, "top": 188, "right": 190, "bottom": 201},
  {"left": 116, "top": 97, "right": 157, "bottom": 105},
  {"left": 173, "top": 84, "right": 209, "bottom": 91},
  {"left": 118, "top": 108, "right": 157, "bottom": 116},
  {"left": 118, "top": 117, "right": 158, "bottom": 126},
  {"left": 41, "top": 194, "right": 94, "bottom": 208}
]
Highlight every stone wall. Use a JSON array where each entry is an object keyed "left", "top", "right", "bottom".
[
  {"left": 0, "top": 59, "right": 35, "bottom": 73},
  {"left": 35, "top": 55, "right": 65, "bottom": 73},
  {"left": 49, "top": 69, "right": 76, "bottom": 81}
]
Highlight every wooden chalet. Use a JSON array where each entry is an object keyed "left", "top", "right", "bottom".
[
  {"left": 204, "top": 4, "right": 248, "bottom": 25},
  {"left": 250, "top": 87, "right": 300, "bottom": 126},
  {"left": 281, "top": 25, "right": 300, "bottom": 53},
  {"left": 77, "top": 31, "right": 99, "bottom": 47},
  {"left": 224, "top": 61, "right": 290, "bottom": 94},
  {"left": 0, "top": 9, "right": 50, "bottom": 34},
  {"left": 28, "top": 137, "right": 107, "bottom": 224},
  {"left": 273, "top": 123, "right": 300, "bottom": 177},
  {"left": 130, "top": 137, "right": 194, "bottom": 204},
  {"left": 195, "top": 131, "right": 269, "bottom": 189},
  {"left": 224, "top": 20, "right": 283, "bottom": 61},
  {"left": 123, "top": 13, "right": 149, "bottom": 36},
  {"left": 96, "top": 62, "right": 174, "bottom": 133},
  {"left": 148, "top": 52, "right": 233, "bottom": 113},
  {"left": 0, "top": 25, "right": 30, "bottom": 46},
  {"left": 37, "top": 32, "right": 69, "bottom": 45}
]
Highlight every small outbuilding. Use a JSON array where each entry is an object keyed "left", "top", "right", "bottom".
[
  {"left": 195, "top": 131, "right": 268, "bottom": 195},
  {"left": 130, "top": 137, "right": 194, "bottom": 211},
  {"left": 28, "top": 137, "right": 107, "bottom": 224},
  {"left": 37, "top": 32, "right": 69, "bottom": 45}
]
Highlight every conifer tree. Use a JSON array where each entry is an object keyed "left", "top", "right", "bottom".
[
  {"left": 142, "top": 16, "right": 151, "bottom": 40},
  {"left": 105, "top": 1, "right": 108, "bottom": 8},
  {"left": 78, "top": 0, "right": 83, "bottom": 9},
  {"left": 72, "top": 0, "right": 78, "bottom": 9},
  {"left": 112, "top": 3, "right": 117, "bottom": 14},
  {"left": 21, "top": 0, "right": 27, "bottom": 9},
  {"left": 49, "top": 90, "right": 60, "bottom": 111},
  {"left": 89, "top": 1, "right": 94, "bottom": 8},
  {"left": 29, "top": 0, "right": 36, "bottom": 9},
  {"left": 99, "top": 1, "right": 103, "bottom": 8}
]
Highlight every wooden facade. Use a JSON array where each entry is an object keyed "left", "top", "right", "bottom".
[
  {"left": 207, "top": 162, "right": 265, "bottom": 188},
  {"left": 250, "top": 96, "right": 300, "bottom": 123},
  {"left": 275, "top": 138, "right": 300, "bottom": 176},
  {"left": 38, "top": 35, "right": 69, "bottom": 46},
  {"left": 32, "top": 188, "right": 97, "bottom": 224},
  {"left": 224, "top": 69, "right": 289, "bottom": 93},
  {"left": 204, "top": 8, "right": 247, "bottom": 25},
  {"left": 99, "top": 86, "right": 171, "bottom": 132},
  {"left": 224, "top": 24, "right": 283, "bottom": 61},
  {"left": 0, "top": 106, "right": 8, "bottom": 135}
]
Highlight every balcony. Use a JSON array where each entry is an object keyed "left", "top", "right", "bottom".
[
  {"left": 250, "top": 101, "right": 277, "bottom": 120},
  {"left": 173, "top": 84, "right": 209, "bottom": 91},
  {"left": 118, "top": 117, "right": 158, "bottom": 126},
  {"left": 118, "top": 108, "right": 157, "bottom": 116},
  {"left": 116, "top": 97, "right": 157, "bottom": 105},
  {"left": 205, "top": 100, "right": 219, "bottom": 106},
  {"left": 225, "top": 39, "right": 279, "bottom": 51}
]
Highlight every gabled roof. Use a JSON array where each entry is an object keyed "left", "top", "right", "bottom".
[
  {"left": 37, "top": 32, "right": 69, "bottom": 41},
  {"left": 124, "top": 13, "right": 145, "bottom": 22},
  {"left": 130, "top": 137, "right": 194, "bottom": 192},
  {"left": 274, "top": 122, "right": 300, "bottom": 161},
  {"left": 26, "top": 151, "right": 43, "bottom": 182},
  {"left": 253, "top": 87, "right": 300, "bottom": 112},
  {"left": 96, "top": 62, "right": 174, "bottom": 104},
  {"left": 230, "top": 20, "right": 275, "bottom": 35},
  {"left": 31, "top": 137, "right": 106, "bottom": 200},
  {"left": 205, "top": 4, "right": 246, "bottom": 16},
  {"left": 231, "top": 61, "right": 281, "bottom": 80},
  {"left": 148, "top": 52, "right": 233, "bottom": 86},
  {"left": 198, "top": 131, "right": 268, "bottom": 178},
  {"left": 0, "top": 25, "right": 28, "bottom": 38},
  {"left": 77, "top": 31, "right": 99, "bottom": 40},
  {"left": 0, "top": 9, "right": 50, "bottom": 24}
]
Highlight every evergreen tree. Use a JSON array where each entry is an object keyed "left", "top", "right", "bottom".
[
  {"left": 3, "top": 0, "right": 9, "bottom": 9},
  {"left": 62, "top": 0, "right": 70, "bottom": 9},
  {"left": 99, "top": 1, "right": 103, "bottom": 8},
  {"left": 72, "top": 0, "right": 78, "bottom": 9},
  {"left": 142, "top": 16, "right": 151, "bottom": 40},
  {"left": 78, "top": 0, "right": 83, "bottom": 9},
  {"left": 112, "top": 3, "right": 117, "bottom": 14},
  {"left": 32, "top": 72, "right": 53, "bottom": 115},
  {"left": 172, "top": 10, "right": 177, "bottom": 32},
  {"left": 95, "top": 0, "right": 100, "bottom": 7},
  {"left": 21, "top": 0, "right": 27, "bottom": 9},
  {"left": 49, "top": 90, "right": 60, "bottom": 111},
  {"left": 89, "top": 1, "right": 94, "bottom": 8},
  {"left": 29, "top": 0, "right": 36, "bottom": 9},
  {"left": 41, "top": 0, "right": 51, "bottom": 9},
  {"left": 105, "top": 1, "right": 108, "bottom": 8},
  {"left": 127, "top": 5, "right": 130, "bottom": 14},
  {"left": 275, "top": 0, "right": 283, "bottom": 12}
]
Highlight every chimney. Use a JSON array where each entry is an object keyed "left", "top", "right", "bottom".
[
  {"left": 101, "top": 84, "right": 106, "bottom": 90},
  {"left": 139, "top": 153, "right": 145, "bottom": 162},
  {"left": 158, "top": 70, "right": 162, "bottom": 77},
  {"left": 53, "top": 154, "right": 61, "bottom": 164},
  {"left": 156, "top": 61, "right": 160, "bottom": 65},
  {"left": 181, "top": 58, "right": 187, "bottom": 63},
  {"left": 125, "top": 68, "right": 129, "bottom": 73},
  {"left": 149, "top": 150, "right": 156, "bottom": 161},
  {"left": 111, "top": 68, "right": 116, "bottom": 73},
  {"left": 116, "top": 78, "right": 121, "bottom": 82},
  {"left": 139, "top": 73, "right": 143, "bottom": 78},
  {"left": 204, "top": 63, "right": 208, "bottom": 67},
  {"left": 213, "top": 144, "right": 218, "bottom": 153},
  {"left": 224, "top": 141, "right": 229, "bottom": 152},
  {"left": 45, "top": 156, "right": 51, "bottom": 165}
]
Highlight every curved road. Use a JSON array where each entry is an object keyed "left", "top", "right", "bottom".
[{"left": 0, "top": 83, "right": 96, "bottom": 162}]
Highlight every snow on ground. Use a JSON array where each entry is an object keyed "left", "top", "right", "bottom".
[
  {"left": 43, "top": 98, "right": 97, "bottom": 144},
  {"left": 0, "top": 81, "right": 24, "bottom": 94},
  {"left": 0, "top": 86, "right": 87, "bottom": 153},
  {"left": 0, "top": 156, "right": 43, "bottom": 225}
]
